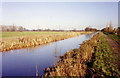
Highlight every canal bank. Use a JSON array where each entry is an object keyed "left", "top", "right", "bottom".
[
  {"left": 2, "top": 32, "right": 96, "bottom": 76},
  {"left": 44, "top": 32, "right": 120, "bottom": 77}
]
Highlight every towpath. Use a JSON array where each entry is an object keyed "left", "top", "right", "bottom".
[{"left": 105, "top": 35, "right": 120, "bottom": 70}]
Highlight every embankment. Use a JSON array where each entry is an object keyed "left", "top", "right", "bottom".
[
  {"left": 44, "top": 32, "right": 120, "bottom": 77},
  {"left": 0, "top": 32, "right": 92, "bottom": 52}
]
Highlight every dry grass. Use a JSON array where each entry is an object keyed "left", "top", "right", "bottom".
[
  {"left": 0, "top": 31, "right": 92, "bottom": 52},
  {"left": 42, "top": 32, "right": 120, "bottom": 77},
  {"left": 44, "top": 32, "right": 99, "bottom": 76}
]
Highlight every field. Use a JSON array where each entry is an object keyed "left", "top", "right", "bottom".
[
  {"left": 1, "top": 31, "right": 120, "bottom": 77},
  {"left": 1, "top": 31, "right": 65, "bottom": 38},
  {"left": 0, "top": 31, "right": 93, "bottom": 52}
]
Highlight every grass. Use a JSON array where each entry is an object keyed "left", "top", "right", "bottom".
[
  {"left": 1, "top": 31, "right": 65, "bottom": 38},
  {"left": 91, "top": 32, "right": 120, "bottom": 77},
  {"left": 44, "top": 32, "right": 120, "bottom": 77},
  {"left": 44, "top": 32, "right": 98, "bottom": 76},
  {"left": 104, "top": 32, "right": 120, "bottom": 44},
  {"left": 1, "top": 32, "right": 91, "bottom": 52}
]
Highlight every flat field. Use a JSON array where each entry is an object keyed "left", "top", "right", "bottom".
[
  {"left": 0, "top": 31, "right": 93, "bottom": 52},
  {"left": 1, "top": 31, "right": 65, "bottom": 38}
]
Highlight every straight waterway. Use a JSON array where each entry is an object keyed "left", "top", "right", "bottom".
[{"left": 2, "top": 32, "right": 97, "bottom": 76}]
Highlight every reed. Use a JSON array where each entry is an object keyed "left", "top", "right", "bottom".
[
  {"left": 0, "top": 32, "right": 92, "bottom": 52},
  {"left": 44, "top": 32, "right": 120, "bottom": 77},
  {"left": 44, "top": 32, "right": 99, "bottom": 76}
]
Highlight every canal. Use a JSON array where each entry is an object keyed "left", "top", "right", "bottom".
[{"left": 2, "top": 32, "right": 97, "bottom": 76}]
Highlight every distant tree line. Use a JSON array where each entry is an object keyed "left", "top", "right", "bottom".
[
  {"left": 102, "top": 26, "right": 120, "bottom": 35},
  {"left": 1, "top": 25, "right": 100, "bottom": 32},
  {"left": 101, "top": 22, "right": 120, "bottom": 35},
  {"left": 32, "top": 29, "right": 84, "bottom": 32},
  {"left": 0, "top": 25, "right": 26, "bottom": 32},
  {"left": 85, "top": 27, "right": 98, "bottom": 31}
]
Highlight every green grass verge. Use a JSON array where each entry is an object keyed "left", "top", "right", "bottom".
[
  {"left": 104, "top": 32, "right": 120, "bottom": 44},
  {"left": 92, "top": 32, "right": 120, "bottom": 77}
]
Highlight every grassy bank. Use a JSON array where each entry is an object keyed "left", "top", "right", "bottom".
[
  {"left": 44, "top": 32, "right": 120, "bottom": 77},
  {"left": 87, "top": 32, "right": 120, "bottom": 77},
  {"left": 104, "top": 32, "right": 120, "bottom": 44},
  {"left": 0, "top": 31, "right": 92, "bottom": 52},
  {"left": 44, "top": 32, "right": 99, "bottom": 76}
]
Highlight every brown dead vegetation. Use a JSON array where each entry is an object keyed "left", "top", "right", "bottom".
[
  {"left": 44, "top": 32, "right": 99, "bottom": 76},
  {"left": 44, "top": 32, "right": 120, "bottom": 77},
  {"left": 0, "top": 32, "right": 92, "bottom": 52}
]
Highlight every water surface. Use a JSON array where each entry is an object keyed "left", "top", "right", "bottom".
[{"left": 2, "top": 32, "right": 96, "bottom": 76}]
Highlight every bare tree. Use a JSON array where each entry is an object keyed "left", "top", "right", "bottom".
[
  {"left": 18, "top": 26, "right": 24, "bottom": 32},
  {"left": 12, "top": 26, "right": 17, "bottom": 31}
]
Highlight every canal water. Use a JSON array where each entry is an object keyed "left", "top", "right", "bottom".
[{"left": 2, "top": 32, "right": 97, "bottom": 76}]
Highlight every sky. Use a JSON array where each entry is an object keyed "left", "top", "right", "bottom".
[{"left": 1, "top": 2, "right": 118, "bottom": 30}]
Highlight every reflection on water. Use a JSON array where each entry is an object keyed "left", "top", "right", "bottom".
[{"left": 2, "top": 32, "right": 97, "bottom": 76}]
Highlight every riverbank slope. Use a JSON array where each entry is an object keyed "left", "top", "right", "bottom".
[{"left": 44, "top": 32, "right": 120, "bottom": 77}]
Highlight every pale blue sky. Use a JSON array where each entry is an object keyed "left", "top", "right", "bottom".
[{"left": 2, "top": 2, "right": 118, "bottom": 30}]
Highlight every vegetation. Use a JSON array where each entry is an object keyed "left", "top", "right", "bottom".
[
  {"left": 44, "top": 32, "right": 99, "bottom": 76},
  {"left": 0, "top": 32, "right": 92, "bottom": 52},
  {"left": 104, "top": 32, "right": 120, "bottom": 44},
  {"left": 90, "top": 32, "right": 120, "bottom": 77},
  {"left": 1, "top": 31, "right": 65, "bottom": 38},
  {"left": 102, "top": 23, "right": 113, "bottom": 33},
  {"left": 85, "top": 27, "right": 98, "bottom": 31},
  {"left": 101, "top": 22, "right": 120, "bottom": 36},
  {"left": 44, "top": 32, "right": 120, "bottom": 77},
  {"left": 1, "top": 25, "right": 26, "bottom": 31}
]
